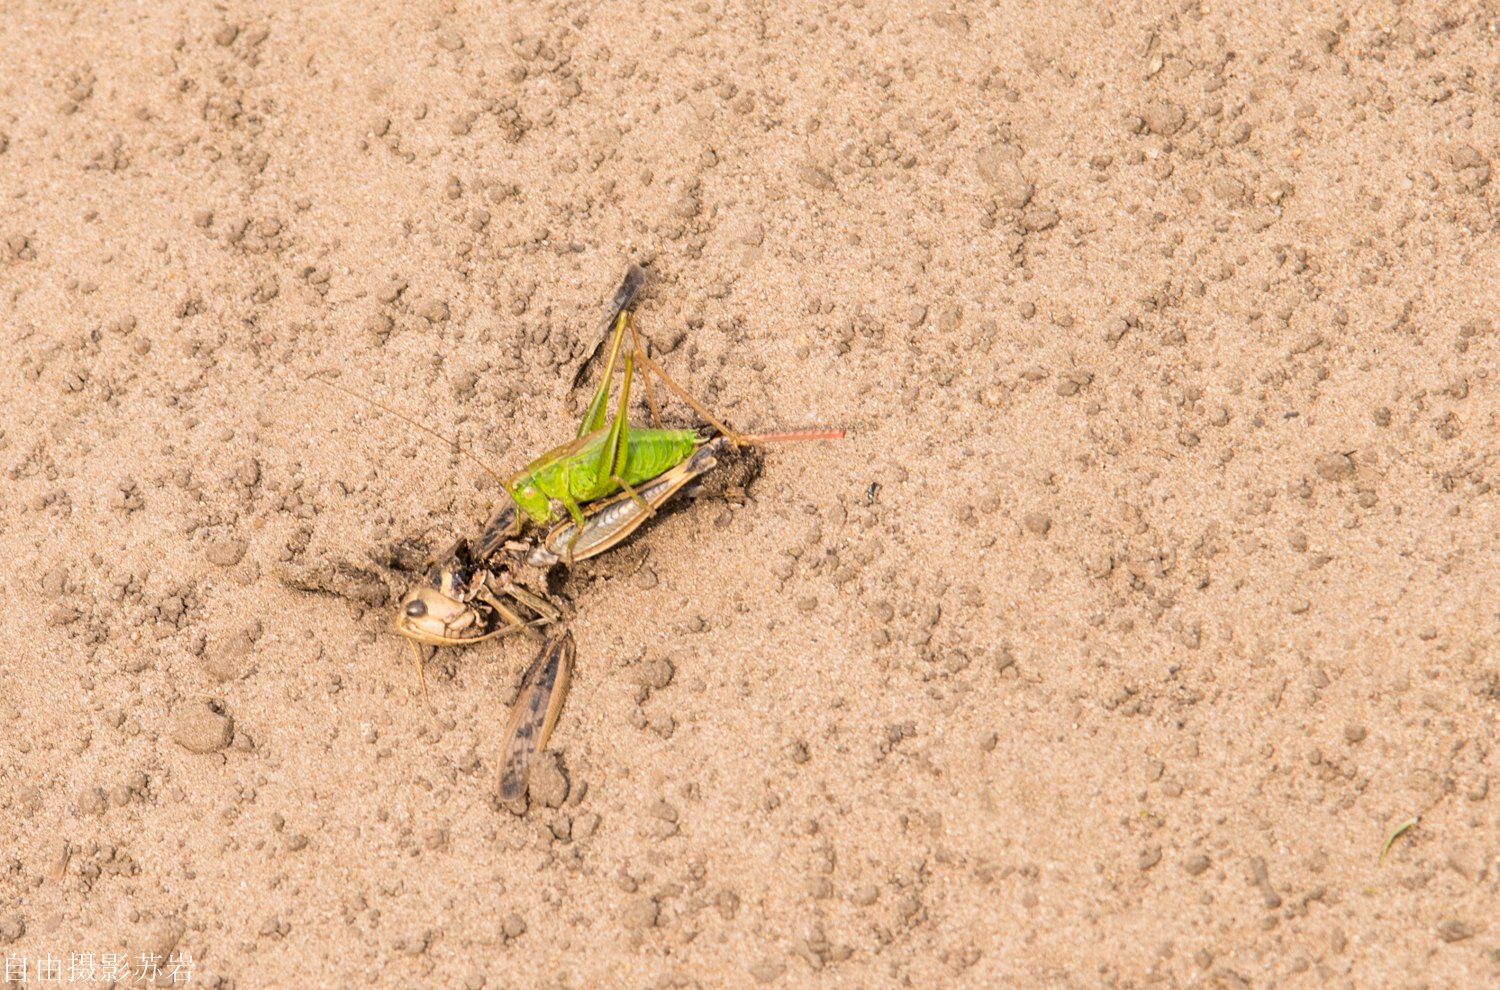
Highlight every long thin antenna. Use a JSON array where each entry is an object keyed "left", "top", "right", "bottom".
[
  {"left": 305, "top": 372, "right": 509, "bottom": 489},
  {"left": 739, "top": 429, "right": 847, "bottom": 443}
]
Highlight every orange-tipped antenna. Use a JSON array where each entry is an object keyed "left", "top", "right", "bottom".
[
  {"left": 738, "top": 429, "right": 846, "bottom": 444},
  {"left": 305, "top": 371, "right": 509, "bottom": 489}
]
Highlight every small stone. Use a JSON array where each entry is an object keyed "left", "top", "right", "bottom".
[
  {"left": 40, "top": 567, "right": 67, "bottom": 598},
  {"left": 1315, "top": 453, "right": 1355, "bottom": 481},
  {"left": 619, "top": 897, "right": 659, "bottom": 930},
  {"left": 1213, "top": 175, "right": 1247, "bottom": 204},
  {"left": 172, "top": 700, "right": 234, "bottom": 753},
  {"left": 1021, "top": 207, "right": 1059, "bottom": 232},
  {"left": 502, "top": 913, "right": 527, "bottom": 939},
  {"left": 416, "top": 299, "right": 450, "bottom": 322},
  {"left": 748, "top": 959, "right": 786, "bottom": 984},
  {"left": 1289, "top": 332, "right": 1322, "bottom": 355},
  {"left": 1138, "top": 844, "right": 1162, "bottom": 871},
  {"left": 1436, "top": 919, "right": 1473, "bottom": 942},
  {"left": 628, "top": 656, "right": 673, "bottom": 693},
  {"left": 798, "top": 164, "right": 835, "bottom": 191},
  {"left": 973, "top": 143, "right": 1033, "bottom": 208},
  {"left": 796, "top": 595, "right": 818, "bottom": 612},
  {"left": 528, "top": 751, "right": 570, "bottom": 809},
  {"left": 366, "top": 314, "right": 394, "bottom": 339},
  {"left": 1343, "top": 724, "right": 1367, "bottom": 743},
  {"left": 77, "top": 786, "right": 109, "bottom": 816},
  {"left": 1140, "top": 100, "right": 1186, "bottom": 135},
  {"left": 0, "top": 914, "right": 25, "bottom": 945},
  {"left": 634, "top": 567, "right": 658, "bottom": 590},
  {"left": 283, "top": 833, "right": 309, "bottom": 852},
  {"left": 234, "top": 457, "right": 260, "bottom": 487},
  {"left": 1183, "top": 853, "right": 1211, "bottom": 876},
  {"left": 205, "top": 540, "right": 248, "bottom": 567},
  {"left": 1021, "top": 512, "right": 1051, "bottom": 535}
]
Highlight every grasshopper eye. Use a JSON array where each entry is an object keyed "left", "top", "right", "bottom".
[
  {"left": 524, "top": 486, "right": 536, "bottom": 496},
  {"left": 404, "top": 599, "right": 428, "bottom": 618}
]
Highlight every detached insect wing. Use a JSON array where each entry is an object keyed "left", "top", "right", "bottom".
[{"left": 497, "top": 631, "right": 576, "bottom": 803}]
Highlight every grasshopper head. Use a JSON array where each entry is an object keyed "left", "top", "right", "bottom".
[
  {"left": 508, "top": 475, "right": 552, "bottom": 523},
  {"left": 395, "top": 540, "right": 487, "bottom": 646},
  {"left": 396, "top": 585, "right": 485, "bottom": 645}
]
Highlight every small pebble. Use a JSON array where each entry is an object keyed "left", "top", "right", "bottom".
[
  {"left": 1437, "top": 919, "right": 1473, "bottom": 943},
  {"left": 528, "top": 752, "right": 570, "bottom": 809},
  {"left": 205, "top": 540, "right": 248, "bottom": 567},
  {"left": 619, "top": 897, "right": 660, "bottom": 930},
  {"left": 1021, "top": 512, "right": 1051, "bottom": 535},
  {"left": 635, "top": 657, "right": 674, "bottom": 690},
  {"left": 172, "top": 700, "right": 234, "bottom": 753},
  {"left": 77, "top": 786, "right": 108, "bottom": 816}
]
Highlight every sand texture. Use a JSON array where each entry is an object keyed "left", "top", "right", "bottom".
[{"left": 2, "top": 0, "right": 1499, "bottom": 986}]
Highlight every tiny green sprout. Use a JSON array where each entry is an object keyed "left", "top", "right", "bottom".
[{"left": 1378, "top": 816, "right": 1420, "bottom": 865}]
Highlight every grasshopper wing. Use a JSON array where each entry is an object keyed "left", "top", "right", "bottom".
[{"left": 497, "top": 631, "right": 576, "bottom": 803}]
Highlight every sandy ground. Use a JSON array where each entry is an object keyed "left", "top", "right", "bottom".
[{"left": 2, "top": 0, "right": 1499, "bottom": 987}]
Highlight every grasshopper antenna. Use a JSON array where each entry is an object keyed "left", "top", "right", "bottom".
[{"left": 306, "top": 371, "right": 509, "bottom": 490}]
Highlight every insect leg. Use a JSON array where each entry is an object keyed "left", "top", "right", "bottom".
[
  {"left": 501, "top": 584, "right": 563, "bottom": 626},
  {"left": 624, "top": 311, "right": 665, "bottom": 429},
  {"left": 473, "top": 585, "right": 546, "bottom": 641},
  {"left": 627, "top": 328, "right": 744, "bottom": 443},
  {"left": 577, "top": 310, "right": 631, "bottom": 439}
]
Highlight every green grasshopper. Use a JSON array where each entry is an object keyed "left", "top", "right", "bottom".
[{"left": 495, "top": 267, "right": 843, "bottom": 562}]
